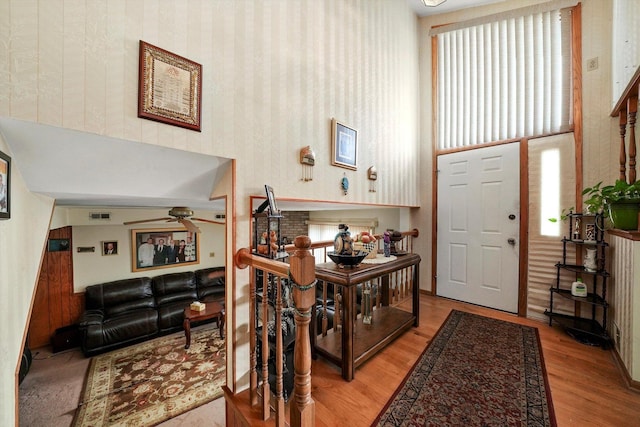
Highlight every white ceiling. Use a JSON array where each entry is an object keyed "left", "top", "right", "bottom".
[
  {"left": 0, "top": 118, "right": 231, "bottom": 211},
  {"left": 406, "top": 0, "right": 505, "bottom": 16},
  {"left": 0, "top": 118, "right": 374, "bottom": 214}
]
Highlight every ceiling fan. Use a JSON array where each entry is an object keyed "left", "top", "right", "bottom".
[{"left": 123, "top": 207, "right": 224, "bottom": 233}]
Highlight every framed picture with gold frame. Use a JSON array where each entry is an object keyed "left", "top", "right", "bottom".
[
  {"left": 138, "top": 41, "right": 202, "bottom": 131},
  {"left": 131, "top": 228, "right": 199, "bottom": 272},
  {"left": 331, "top": 118, "right": 357, "bottom": 170}
]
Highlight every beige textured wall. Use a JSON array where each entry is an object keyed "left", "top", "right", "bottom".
[
  {"left": 0, "top": 136, "right": 54, "bottom": 423},
  {"left": 0, "top": 1, "right": 419, "bottom": 422},
  {"left": 582, "top": 0, "right": 620, "bottom": 188},
  {"left": 0, "top": 0, "right": 420, "bottom": 206}
]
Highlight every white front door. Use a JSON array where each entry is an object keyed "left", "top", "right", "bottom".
[{"left": 436, "top": 143, "right": 520, "bottom": 313}]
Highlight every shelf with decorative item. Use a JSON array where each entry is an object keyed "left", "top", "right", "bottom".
[
  {"left": 549, "top": 287, "right": 607, "bottom": 306},
  {"left": 554, "top": 263, "right": 610, "bottom": 277},
  {"left": 546, "top": 207, "right": 611, "bottom": 348}
]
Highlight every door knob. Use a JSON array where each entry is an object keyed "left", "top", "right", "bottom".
[{"left": 507, "top": 238, "right": 516, "bottom": 246}]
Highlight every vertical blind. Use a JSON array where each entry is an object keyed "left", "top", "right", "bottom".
[{"left": 434, "top": 6, "right": 573, "bottom": 150}]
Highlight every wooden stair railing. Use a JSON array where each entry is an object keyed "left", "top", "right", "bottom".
[
  {"left": 235, "top": 236, "right": 316, "bottom": 427},
  {"left": 612, "top": 66, "right": 640, "bottom": 184}
]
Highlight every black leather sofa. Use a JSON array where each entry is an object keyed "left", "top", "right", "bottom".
[{"left": 79, "top": 266, "right": 225, "bottom": 356}]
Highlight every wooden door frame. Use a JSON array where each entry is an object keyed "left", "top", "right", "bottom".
[{"left": 429, "top": 4, "right": 583, "bottom": 317}]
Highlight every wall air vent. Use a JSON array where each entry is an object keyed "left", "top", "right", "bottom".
[{"left": 89, "top": 212, "right": 111, "bottom": 220}]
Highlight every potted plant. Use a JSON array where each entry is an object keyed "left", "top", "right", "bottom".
[{"left": 581, "top": 179, "right": 640, "bottom": 230}]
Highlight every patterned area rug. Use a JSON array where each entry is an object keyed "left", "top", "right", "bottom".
[
  {"left": 72, "top": 328, "right": 225, "bottom": 426},
  {"left": 374, "top": 310, "right": 556, "bottom": 427}
]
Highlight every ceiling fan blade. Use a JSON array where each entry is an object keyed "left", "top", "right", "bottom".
[
  {"left": 191, "top": 217, "right": 226, "bottom": 225},
  {"left": 179, "top": 218, "right": 201, "bottom": 234},
  {"left": 123, "top": 217, "right": 172, "bottom": 225}
]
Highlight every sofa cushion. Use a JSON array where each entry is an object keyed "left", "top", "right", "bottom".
[
  {"left": 102, "top": 309, "right": 158, "bottom": 344},
  {"left": 157, "top": 301, "right": 190, "bottom": 333},
  {"left": 85, "top": 278, "right": 156, "bottom": 317},
  {"left": 81, "top": 308, "right": 158, "bottom": 356},
  {"left": 195, "top": 267, "right": 225, "bottom": 302},
  {"left": 152, "top": 272, "right": 197, "bottom": 306}
]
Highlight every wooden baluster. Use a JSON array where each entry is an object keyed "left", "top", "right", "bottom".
[
  {"left": 407, "top": 236, "right": 414, "bottom": 296},
  {"left": 628, "top": 96, "right": 638, "bottom": 183},
  {"left": 402, "top": 267, "right": 407, "bottom": 299},
  {"left": 392, "top": 270, "right": 398, "bottom": 301},
  {"left": 619, "top": 110, "right": 628, "bottom": 182},
  {"left": 289, "top": 236, "right": 316, "bottom": 427},
  {"left": 250, "top": 266, "right": 258, "bottom": 407},
  {"left": 321, "top": 281, "right": 328, "bottom": 336},
  {"left": 261, "top": 273, "right": 270, "bottom": 420},
  {"left": 274, "top": 277, "right": 284, "bottom": 427},
  {"left": 335, "top": 291, "right": 342, "bottom": 331}
]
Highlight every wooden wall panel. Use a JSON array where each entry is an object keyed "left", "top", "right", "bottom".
[{"left": 28, "top": 226, "right": 82, "bottom": 349}]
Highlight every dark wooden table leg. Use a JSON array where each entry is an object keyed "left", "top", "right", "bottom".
[{"left": 184, "top": 318, "right": 191, "bottom": 349}]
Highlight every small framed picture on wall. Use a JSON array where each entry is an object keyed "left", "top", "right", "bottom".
[
  {"left": 0, "top": 149, "right": 10, "bottom": 220},
  {"left": 102, "top": 241, "right": 118, "bottom": 256},
  {"left": 331, "top": 118, "right": 358, "bottom": 170}
]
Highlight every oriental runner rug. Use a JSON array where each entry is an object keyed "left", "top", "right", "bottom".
[
  {"left": 72, "top": 328, "right": 225, "bottom": 427},
  {"left": 374, "top": 310, "right": 556, "bottom": 427}
]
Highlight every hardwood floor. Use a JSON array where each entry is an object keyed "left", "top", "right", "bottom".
[{"left": 228, "top": 293, "right": 640, "bottom": 426}]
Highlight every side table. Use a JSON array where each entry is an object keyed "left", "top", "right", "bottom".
[{"left": 183, "top": 301, "right": 225, "bottom": 349}]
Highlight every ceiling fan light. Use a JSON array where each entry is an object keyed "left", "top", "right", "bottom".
[
  {"left": 421, "top": 0, "right": 446, "bottom": 7},
  {"left": 168, "top": 207, "right": 193, "bottom": 218}
]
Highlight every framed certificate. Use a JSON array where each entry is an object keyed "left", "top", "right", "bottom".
[{"left": 138, "top": 41, "right": 202, "bottom": 131}]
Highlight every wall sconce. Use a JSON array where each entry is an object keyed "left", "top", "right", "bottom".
[
  {"left": 299, "top": 146, "right": 315, "bottom": 181},
  {"left": 367, "top": 166, "right": 378, "bottom": 192}
]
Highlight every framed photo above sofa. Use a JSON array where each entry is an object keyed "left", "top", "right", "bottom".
[{"left": 131, "top": 228, "right": 199, "bottom": 272}]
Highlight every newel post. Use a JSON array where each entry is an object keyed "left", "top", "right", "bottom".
[{"left": 288, "top": 236, "right": 316, "bottom": 427}]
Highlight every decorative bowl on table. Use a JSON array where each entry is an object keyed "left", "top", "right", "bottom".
[{"left": 327, "top": 251, "right": 368, "bottom": 268}]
